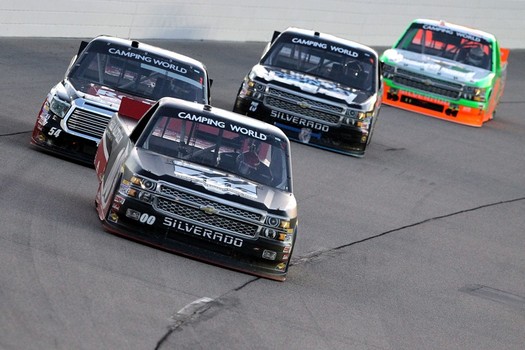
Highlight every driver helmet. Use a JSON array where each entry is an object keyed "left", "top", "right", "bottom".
[
  {"left": 345, "top": 61, "right": 362, "bottom": 77},
  {"left": 170, "top": 80, "right": 196, "bottom": 101},
  {"left": 466, "top": 46, "right": 485, "bottom": 66},
  {"left": 237, "top": 143, "right": 260, "bottom": 176}
]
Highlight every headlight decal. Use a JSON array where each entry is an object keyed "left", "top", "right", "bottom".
[{"left": 49, "top": 95, "right": 71, "bottom": 118}]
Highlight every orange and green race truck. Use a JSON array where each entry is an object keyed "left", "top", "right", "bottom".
[{"left": 380, "top": 19, "right": 509, "bottom": 127}]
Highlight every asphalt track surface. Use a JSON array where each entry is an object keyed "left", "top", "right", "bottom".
[{"left": 1, "top": 38, "right": 524, "bottom": 350}]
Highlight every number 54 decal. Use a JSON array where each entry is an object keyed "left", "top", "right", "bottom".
[{"left": 48, "top": 127, "right": 61, "bottom": 138}]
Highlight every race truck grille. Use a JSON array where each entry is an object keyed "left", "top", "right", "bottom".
[
  {"left": 155, "top": 197, "right": 259, "bottom": 237},
  {"left": 159, "top": 184, "right": 262, "bottom": 222},
  {"left": 266, "top": 86, "right": 342, "bottom": 125},
  {"left": 393, "top": 69, "right": 462, "bottom": 99},
  {"left": 66, "top": 107, "right": 113, "bottom": 140}
]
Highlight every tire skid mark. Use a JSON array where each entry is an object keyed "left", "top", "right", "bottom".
[
  {"left": 460, "top": 284, "right": 525, "bottom": 313},
  {"left": 0, "top": 130, "right": 32, "bottom": 137},
  {"left": 155, "top": 297, "right": 216, "bottom": 350}
]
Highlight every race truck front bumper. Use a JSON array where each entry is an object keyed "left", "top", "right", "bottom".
[
  {"left": 234, "top": 96, "right": 372, "bottom": 157},
  {"left": 31, "top": 96, "right": 115, "bottom": 165},
  {"left": 100, "top": 178, "right": 297, "bottom": 281},
  {"left": 382, "top": 78, "right": 492, "bottom": 127}
]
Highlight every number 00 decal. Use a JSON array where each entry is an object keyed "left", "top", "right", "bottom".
[{"left": 139, "top": 213, "right": 156, "bottom": 225}]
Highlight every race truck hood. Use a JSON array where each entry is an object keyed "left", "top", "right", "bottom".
[
  {"left": 382, "top": 48, "right": 493, "bottom": 84},
  {"left": 254, "top": 64, "right": 372, "bottom": 105},
  {"left": 132, "top": 149, "right": 295, "bottom": 212},
  {"left": 62, "top": 79, "right": 153, "bottom": 110}
]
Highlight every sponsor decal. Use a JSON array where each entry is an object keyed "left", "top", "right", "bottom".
[
  {"left": 163, "top": 217, "right": 243, "bottom": 247},
  {"left": 410, "top": 60, "right": 475, "bottom": 82},
  {"left": 125, "top": 210, "right": 157, "bottom": 225},
  {"left": 298, "top": 128, "right": 312, "bottom": 143},
  {"left": 119, "top": 183, "right": 131, "bottom": 195},
  {"left": 100, "top": 148, "right": 129, "bottom": 214},
  {"left": 267, "top": 70, "right": 358, "bottom": 103},
  {"left": 292, "top": 37, "right": 327, "bottom": 49},
  {"left": 270, "top": 110, "right": 330, "bottom": 132},
  {"left": 422, "top": 24, "right": 482, "bottom": 43},
  {"left": 38, "top": 103, "right": 51, "bottom": 126},
  {"left": 178, "top": 111, "right": 226, "bottom": 128},
  {"left": 455, "top": 31, "right": 482, "bottom": 42},
  {"left": 422, "top": 24, "right": 454, "bottom": 35},
  {"left": 109, "top": 211, "right": 119, "bottom": 223},
  {"left": 108, "top": 117, "right": 123, "bottom": 143},
  {"left": 329, "top": 45, "right": 359, "bottom": 58},
  {"left": 108, "top": 47, "right": 189, "bottom": 74},
  {"left": 114, "top": 195, "right": 125, "bottom": 204},
  {"left": 229, "top": 124, "right": 267, "bottom": 141},
  {"left": 276, "top": 262, "right": 287, "bottom": 271},
  {"left": 37, "top": 113, "right": 49, "bottom": 126},
  {"left": 125, "top": 208, "right": 141, "bottom": 220},
  {"left": 176, "top": 111, "right": 267, "bottom": 141},
  {"left": 94, "top": 86, "right": 126, "bottom": 103},
  {"left": 277, "top": 123, "right": 321, "bottom": 140},
  {"left": 291, "top": 37, "right": 360, "bottom": 57},
  {"left": 173, "top": 162, "right": 258, "bottom": 199}
]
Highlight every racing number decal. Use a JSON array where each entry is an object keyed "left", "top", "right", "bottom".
[
  {"left": 139, "top": 213, "right": 156, "bottom": 225},
  {"left": 249, "top": 101, "right": 259, "bottom": 112},
  {"left": 48, "top": 127, "right": 61, "bottom": 138}
]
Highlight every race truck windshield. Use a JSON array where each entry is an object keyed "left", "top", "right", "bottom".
[
  {"left": 68, "top": 41, "right": 207, "bottom": 103},
  {"left": 261, "top": 33, "right": 376, "bottom": 92},
  {"left": 395, "top": 23, "right": 493, "bottom": 70},
  {"left": 138, "top": 111, "right": 291, "bottom": 191}
]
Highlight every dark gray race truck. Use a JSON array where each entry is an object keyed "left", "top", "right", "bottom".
[
  {"left": 94, "top": 97, "right": 297, "bottom": 281},
  {"left": 234, "top": 27, "right": 382, "bottom": 157}
]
